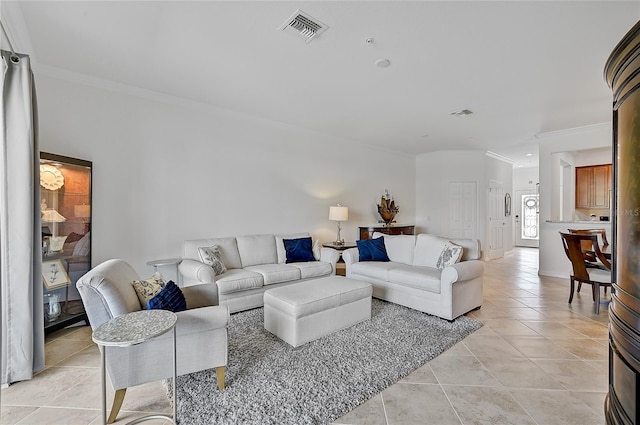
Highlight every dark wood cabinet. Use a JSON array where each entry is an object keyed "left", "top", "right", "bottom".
[
  {"left": 575, "top": 164, "right": 612, "bottom": 209},
  {"left": 605, "top": 19, "right": 640, "bottom": 425},
  {"left": 359, "top": 225, "right": 415, "bottom": 240}
]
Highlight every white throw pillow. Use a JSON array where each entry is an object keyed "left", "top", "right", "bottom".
[
  {"left": 131, "top": 273, "right": 165, "bottom": 308},
  {"left": 198, "top": 245, "right": 227, "bottom": 275},
  {"left": 436, "top": 241, "right": 463, "bottom": 270}
]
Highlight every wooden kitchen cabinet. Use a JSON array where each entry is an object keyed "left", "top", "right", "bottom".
[{"left": 575, "top": 164, "right": 611, "bottom": 209}]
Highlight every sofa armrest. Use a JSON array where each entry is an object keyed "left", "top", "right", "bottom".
[
  {"left": 176, "top": 304, "right": 229, "bottom": 332},
  {"left": 179, "top": 259, "right": 216, "bottom": 284},
  {"left": 182, "top": 283, "right": 219, "bottom": 308},
  {"left": 342, "top": 248, "right": 359, "bottom": 277},
  {"left": 320, "top": 247, "right": 340, "bottom": 266},
  {"left": 441, "top": 260, "right": 485, "bottom": 286}
]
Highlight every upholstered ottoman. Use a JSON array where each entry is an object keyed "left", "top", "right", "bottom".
[{"left": 264, "top": 276, "right": 372, "bottom": 347}]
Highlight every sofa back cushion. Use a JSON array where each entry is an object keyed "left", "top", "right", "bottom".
[
  {"left": 413, "top": 234, "right": 482, "bottom": 267},
  {"left": 413, "top": 234, "right": 448, "bottom": 268},
  {"left": 183, "top": 237, "right": 242, "bottom": 269},
  {"left": 236, "top": 234, "right": 277, "bottom": 267},
  {"left": 372, "top": 232, "right": 416, "bottom": 265},
  {"left": 449, "top": 237, "right": 481, "bottom": 261},
  {"left": 275, "top": 232, "right": 310, "bottom": 263}
]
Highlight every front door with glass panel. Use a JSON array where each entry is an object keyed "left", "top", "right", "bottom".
[{"left": 515, "top": 190, "right": 539, "bottom": 247}]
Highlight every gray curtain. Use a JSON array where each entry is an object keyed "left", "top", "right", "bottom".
[{"left": 1, "top": 50, "right": 44, "bottom": 386}]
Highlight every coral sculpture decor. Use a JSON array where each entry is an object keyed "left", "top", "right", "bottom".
[{"left": 377, "top": 189, "right": 399, "bottom": 226}]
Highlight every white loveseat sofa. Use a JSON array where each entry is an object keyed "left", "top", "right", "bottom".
[
  {"left": 179, "top": 233, "right": 340, "bottom": 313},
  {"left": 342, "top": 233, "right": 484, "bottom": 320}
]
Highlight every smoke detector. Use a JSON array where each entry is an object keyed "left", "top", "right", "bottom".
[{"left": 279, "top": 9, "right": 328, "bottom": 43}]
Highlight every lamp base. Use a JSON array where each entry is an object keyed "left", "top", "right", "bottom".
[{"left": 333, "top": 240, "right": 345, "bottom": 246}]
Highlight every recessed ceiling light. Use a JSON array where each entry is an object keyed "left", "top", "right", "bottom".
[
  {"left": 525, "top": 153, "right": 533, "bottom": 157},
  {"left": 375, "top": 59, "right": 391, "bottom": 68},
  {"left": 518, "top": 165, "right": 524, "bottom": 168}
]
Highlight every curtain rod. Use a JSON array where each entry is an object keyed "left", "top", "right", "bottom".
[{"left": 0, "top": 20, "right": 17, "bottom": 55}]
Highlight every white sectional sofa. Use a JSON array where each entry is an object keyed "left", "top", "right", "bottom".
[
  {"left": 179, "top": 233, "right": 340, "bottom": 313},
  {"left": 342, "top": 233, "right": 484, "bottom": 320}
]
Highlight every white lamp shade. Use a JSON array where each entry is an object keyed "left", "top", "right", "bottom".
[
  {"left": 74, "top": 204, "right": 91, "bottom": 218},
  {"left": 329, "top": 205, "right": 348, "bottom": 221},
  {"left": 42, "top": 209, "right": 66, "bottom": 223}
]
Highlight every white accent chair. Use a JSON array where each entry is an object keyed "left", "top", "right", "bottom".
[{"left": 77, "top": 259, "right": 229, "bottom": 423}]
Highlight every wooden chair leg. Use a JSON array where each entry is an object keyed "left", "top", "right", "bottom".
[
  {"left": 592, "top": 283, "right": 596, "bottom": 302},
  {"left": 594, "top": 283, "right": 600, "bottom": 315},
  {"left": 107, "top": 388, "right": 126, "bottom": 424},
  {"left": 577, "top": 282, "right": 582, "bottom": 293},
  {"left": 216, "top": 366, "right": 225, "bottom": 390},
  {"left": 569, "top": 277, "right": 575, "bottom": 304}
]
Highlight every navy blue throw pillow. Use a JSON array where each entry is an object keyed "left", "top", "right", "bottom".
[
  {"left": 357, "top": 237, "right": 390, "bottom": 262},
  {"left": 283, "top": 237, "right": 315, "bottom": 263},
  {"left": 146, "top": 281, "right": 186, "bottom": 312}
]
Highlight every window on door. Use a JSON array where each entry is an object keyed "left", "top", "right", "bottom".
[{"left": 522, "top": 194, "right": 539, "bottom": 240}]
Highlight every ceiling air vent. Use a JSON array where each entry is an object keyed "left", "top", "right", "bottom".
[
  {"left": 279, "top": 9, "right": 328, "bottom": 43},
  {"left": 450, "top": 109, "right": 474, "bottom": 117}
]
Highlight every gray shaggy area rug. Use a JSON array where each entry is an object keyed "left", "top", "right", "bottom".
[{"left": 171, "top": 299, "right": 482, "bottom": 425}]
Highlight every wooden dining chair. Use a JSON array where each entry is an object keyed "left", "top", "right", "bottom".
[
  {"left": 568, "top": 228, "right": 609, "bottom": 263},
  {"left": 560, "top": 232, "right": 612, "bottom": 314}
]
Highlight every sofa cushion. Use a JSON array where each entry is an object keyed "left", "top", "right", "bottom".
[
  {"left": 357, "top": 237, "right": 390, "bottom": 262},
  {"left": 244, "top": 264, "right": 301, "bottom": 285},
  {"left": 388, "top": 265, "right": 442, "bottom": 293},
  {"left": 184, "top": 237, "right": 242, "bottom": 269},
  {"left": 449, "top": 237, "right": 481, "bottom": 261},
  {"left": 374, "top": 233, "right": 416, "bottom": 265},
  {"left": 236, "top": 234, "right": 277, "bottom": 267},
  {"left": 276, "top": 232, "right": 309, "bottom": 263},
  {"left": 215, "top": 269, "right": 263, "bottom": 295},
  {"left": 350, "top": 261, "right": 396, "bottom": 281},
  {"left": 436, "top": 241, "right": 463, "bottom": 270},
  {"left": 413, "top": 234, "right": 449, "bottom": 268},
  {"left": 290, "top": 261, "right": 333, "bottom": 279},
  {"left": 283, "top": 237, "right": 315, "bottom": 263}
]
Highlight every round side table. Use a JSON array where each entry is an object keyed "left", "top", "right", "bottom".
[{"left": 92, "top": 309, "right": 178, "bottom": 425}]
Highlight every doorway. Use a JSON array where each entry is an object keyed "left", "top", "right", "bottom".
[{"left": 515, "top": 190, "right": 539, "bottom": 248}]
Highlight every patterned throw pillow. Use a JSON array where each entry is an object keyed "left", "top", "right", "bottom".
[
  {"left": 147, "top": 281, "right": 186, "bottom": 312},
  {"left": 132, "top": 272, "right": 165, "bottom": 308},
  {"left": 198, "top": 245, "right": 227, "bottom": 275},
  {"left": 436, "top": 241, "right": 464, "bottom": 270}
]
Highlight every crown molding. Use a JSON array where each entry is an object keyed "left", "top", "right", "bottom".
[
  {"left": 534, "top": 122, "right": 611, "bottom": 140},
  {"left": 485, "top": 150, "right": 515, "bottom": 164}
]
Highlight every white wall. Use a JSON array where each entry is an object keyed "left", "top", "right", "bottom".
[
  {"left": 35, "top": 74, "right": 416, "bottom": 278},
  {"left": 513, "top": 167, "right": 539, "bottom": 192},
  {"left": 415, "top": 150, "right": 513, "bottom": 259}
]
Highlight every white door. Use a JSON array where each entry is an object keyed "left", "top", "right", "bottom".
[
  {"left": 449, "top": 182, "right": 477, "bottom": 239},
  {"left": 515, "top": 190, "right": 539, "bottom": 247},
  {"left": 488, "top": 180, "right": 505, "bottom": 260}
]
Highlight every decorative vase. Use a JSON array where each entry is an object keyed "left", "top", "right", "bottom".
[{"left": 44, "top": 293, "right": 61, "bottom": 322}]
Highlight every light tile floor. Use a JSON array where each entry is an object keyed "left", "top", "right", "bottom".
[{"left": 1, "top": 248, "right": 610, "bottom": 425}]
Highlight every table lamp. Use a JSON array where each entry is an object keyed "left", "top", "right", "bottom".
[{"left": 329, "top": 205, "right": 348, "bottom": 245}]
